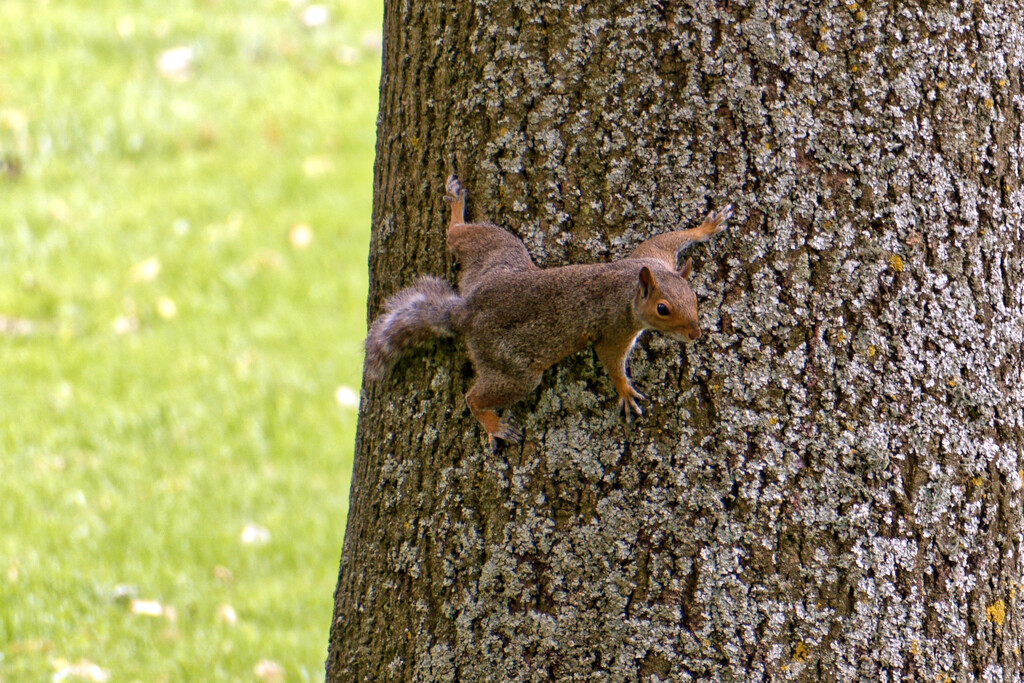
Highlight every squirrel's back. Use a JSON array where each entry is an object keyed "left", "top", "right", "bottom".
[
  {"left": 453, "top": 260, "right": 643, "bottom": 371},
  {"left": 364, "top": 277, "right": 463, "bottom": 380}
]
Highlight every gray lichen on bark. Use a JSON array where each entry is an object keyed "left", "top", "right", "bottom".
[{"left": 329, "top": 0, "right": 1024, "bottom": 680}]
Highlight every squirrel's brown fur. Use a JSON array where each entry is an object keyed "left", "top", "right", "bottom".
[{"left": 365, "top": 175, "right": 732, "bottom": 449}]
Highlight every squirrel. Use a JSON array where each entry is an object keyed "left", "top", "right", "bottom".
[{"left": 365, "top": 175, "right": 732, "bottom": 449}]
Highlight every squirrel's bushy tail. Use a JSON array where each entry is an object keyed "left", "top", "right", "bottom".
[{"left": 364, "top": 276, "right": 461, "bottom": 381}]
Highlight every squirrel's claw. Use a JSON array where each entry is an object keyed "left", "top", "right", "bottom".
[
  {"left": 706, "top": 204, "right": 733, "bottom": 235},
  {"left": 488, "top": 420, "right": 523, "bottom": 451},
  {"left": 691, "top": 204, "right": 732, "bottom": 243},
  {"left": 444, "top": 174, "right": 467, "bottom": 205},
  {"left": 618, "top": 388, "right": 646, "bottom": 422},
  {"left": 496, "top": 421, "right": 523, "bottom": 442}
]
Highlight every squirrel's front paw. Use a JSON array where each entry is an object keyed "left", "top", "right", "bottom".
[
  {"left": 618, "top": 386, "right": 646, "bottom": 422},
  {"left": 444, "top": 174, "right": 467, "bottom": 204},
  {"left": 702, "top": 204, "right": 733, "bottom": 237}
]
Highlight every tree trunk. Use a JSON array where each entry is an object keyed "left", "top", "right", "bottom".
[{"left": 328, "top": 0, "right": 1024, "bottom": 680}]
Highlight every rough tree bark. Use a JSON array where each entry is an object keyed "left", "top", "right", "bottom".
[{"left": 328, "top": 0, "right": 1024, "bottom": 680}]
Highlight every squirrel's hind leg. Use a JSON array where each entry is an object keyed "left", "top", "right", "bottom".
[
  {"left": 442, "top": 174, "right": 490, "bottom": 261},
  {"left": 442, "top": 175, "right": 537, "bottom": 296},
  {"left": 465, "top": 369, "right": 541, "bottom": 450}
]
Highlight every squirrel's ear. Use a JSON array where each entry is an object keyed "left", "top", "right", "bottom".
[
  {"left": 679, "top": 257, "right": 693, "bottom": 279},
  {"left": 638, "top": 266, "right": 657, "bottom": 298}
]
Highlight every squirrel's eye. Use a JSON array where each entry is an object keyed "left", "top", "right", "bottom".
[{"left": 656, "top": 303, "right": 669, "bottom": 316}]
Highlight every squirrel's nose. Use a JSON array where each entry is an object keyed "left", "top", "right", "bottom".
[{"left": 691, "top": 328, "right": 702, "bottom": 340}]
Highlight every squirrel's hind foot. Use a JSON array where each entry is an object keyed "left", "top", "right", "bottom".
[
  {"left": 444, "top": 175, "right": 467, "bottom": 205},
  {"left": 470, "top": 404, "right": 523, "bottom": 451},
  {"left": 488, "top": 421, "right": 523, "bottom": 451},
  {"left": 445, "top": 174, "right": 468, "bottom": 226}
]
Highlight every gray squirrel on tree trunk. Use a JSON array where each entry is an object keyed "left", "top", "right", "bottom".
[{"left": 365, "top": 175, "right": 732, "bottom": 449}]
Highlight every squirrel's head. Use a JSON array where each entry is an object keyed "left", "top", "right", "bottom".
[{"left": 635, "top": 261, "right": 702, "bottom": 342}]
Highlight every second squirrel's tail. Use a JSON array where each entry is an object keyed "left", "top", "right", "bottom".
[{"left": 364, "top": 276, "right": 461, "bottom": 381}]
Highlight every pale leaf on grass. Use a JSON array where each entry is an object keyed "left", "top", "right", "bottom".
[
  {"left": 112, "top": 315, "right": 139, "bottom": 335},
  {"left": 301, "top": 5, "right": 329, "bottom": 28},
  {"left": 156, "top": 297, "right": 178, "bottom": 319},
  {"left": 213, "top": 565, "right": 234, "bottom": 584},
  {"left": 129, "top": 256, "right": 161, "bottom": 283},
  {"left": 335, "top": 45, "right": 359, "bottom": 65},
  {"left": 51, "top": 659, "right": 110, "bottom": 683},
  {"left": 0, "top": 108, "right": 29, "bottom": 133},
  {"left": 157, "top": 46, "right": 194, "bottom": 81},
  {"left": 129, "top": 598, "right": 162, "bottom": 616},
  {"left": 53, "top": 381, "right": 73, "bottom": 410},
  {"left": 50, "top": 198, "right": 70, "bottom": 223},
  {"left": 240, "top": 523, "right": 271, "bottom": 546},
  {"left": 289, "top": 224, "right": 314, "bottom": 249},
  {"left": 217, "top": 603, "right": 238, "bottom": 626},
  {"left": 335, "top": 386, "right": 358, "bottom": 409},
  {"left": 10, "top": 638, "right": 51, "bottom": 655},
  {"left": 302, "top": 155, "right": 333, "bottom": 177},
  {"left": 111, "top": 584, "right": 137, "bottom": 603},
  {"left": 0, "top": 108, "right": 30, "bottom": 157},
  {"left": 115, "top": 16, "right": 135, "bottom": 38},
  {"left": 253, "top": 659, "right": 285, "bottom": 683},
  {"left": 362, "top": 31, "right": 383, "bottom": 53},
  {"left": 0, "top": 315, "right": 35, "bottom": 336},
  {"left": 242, "top": 250, "right": 285, "bottom": 275},
  {"left": 129, "top": 598, "right": 177, "bottom": 622}
]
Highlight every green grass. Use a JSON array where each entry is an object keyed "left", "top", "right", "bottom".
[{"left": 0, "top": 1, "right": 380, "bottom": 680}]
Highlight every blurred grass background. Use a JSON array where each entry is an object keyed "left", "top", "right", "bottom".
[{"left": 0, "top": 0, "right": 380, "bottom": 680}]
